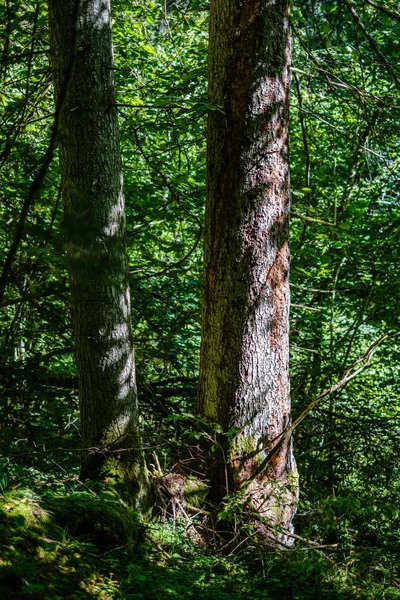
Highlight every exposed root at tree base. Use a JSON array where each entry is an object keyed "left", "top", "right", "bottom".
[{"left": 150, "top": 469, "right": 299, "bottom": 553}]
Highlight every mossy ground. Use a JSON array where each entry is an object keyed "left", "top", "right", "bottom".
[{"left": 0, "top": 476, "right": 399, "bottom": 600}]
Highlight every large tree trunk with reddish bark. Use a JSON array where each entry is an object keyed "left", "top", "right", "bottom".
[
  {"left": 47, "top": 0, "right": 150, "bottom": 510},
  {"left": 198, "top": 0, "right": 298, "bottom": 544}
]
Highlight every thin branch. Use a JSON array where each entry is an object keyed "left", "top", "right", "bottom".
[
  {"left": 7, "top": 49, "right": 50, "bottom": 61},
  {"left": 293, "top": 106, "right": 387, "bottom": 160},
  {"left": 363, "top": 0, "right": 400, "bottom": 22},
  {"left": 337, "top": 105, "right": 383, "bottom": 217},
  {"left": 1, "top": 0, "right": 11, "bottom": 81},
  {"left": 291, "top": 304, "right": 321, "bottom": 313},
  {"left": 112, "top": 102, "right": 222, "bottom": 113},
  {"left": 291, "top": 66, "right": 398, "bottom": 107},
  {"left": 343, "top": 0, "right": 400, "bottom": 87},
  {"left": 291, "top": 213, "right": 335, "bottom": 226},
  {"left": 0, "top": 282, "right": 67, "bottom": 307},
  {"left": 246, "top": 331, "right": 399, "bottom": 484},
  {"left": 131, "top": 126, "right": 202, "bottom": 228},
  {"left": 132, "top": 232, "right": 202, "bottom": 280},
  {"left": 0, "top": 0, "right": 81, "bottom": 304},
  {"left": 293, "top": 72, "right": 311, "bottom": 204},
  {"left": 290, "top": 331, "right": 400, "bottom": 434},
  {"left": 7, "top": 443, "right": 168, "bottom": 459},
  {"left": 261, "top": 521, "right": 337, "bottom": 548}
]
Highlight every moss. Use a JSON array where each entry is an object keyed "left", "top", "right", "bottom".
[
  {"left": 1, "top": 489, "right": 54, "bottom": 534},
  {"left": 0, "top": 487, "right": 140, "bottom": 549},
  {"left": 229, "top": 434, "right": 261, "bottom": 464},
  {"left": 184, "top": 477, "right": 208, "bottom": 508},
  {"left": 287, "top": 465, "right": 300, "bottom": 497},
  {"left": 0, "top": 488, "right": 132, "bottom": 599},
  {"left": 45, "top": 491, "right": 140, "bottom": 548},
  {"left": 102, "top": 454, "right": 153, "bottom": 516}
]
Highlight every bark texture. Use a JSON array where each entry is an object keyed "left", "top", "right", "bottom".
[
  {"left": 47, "top": 0, "right": 149, "bottom": 509},
  {"left": 198, "top": 0, "right": 298, "bottom": 542}
]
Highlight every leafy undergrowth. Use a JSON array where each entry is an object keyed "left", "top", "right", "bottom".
[{"left": 0, "top": 478, "right": 399, "bottom": 600}]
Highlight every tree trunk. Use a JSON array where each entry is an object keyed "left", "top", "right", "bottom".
[
  {"left": 47, "top": 0, "right": 149, "bottom": 509},
  {"left": 198, "top": 0, "right": 298, "bottom": 543}
]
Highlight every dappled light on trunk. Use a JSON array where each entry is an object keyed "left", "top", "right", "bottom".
[
  {"left": 47, "top": 0, "right": 149, "bottom": 508},
  {"left": 197, "top": 0, "right": 298, "bottom": 543}
]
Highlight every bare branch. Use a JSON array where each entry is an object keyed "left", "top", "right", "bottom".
[
  {"left": 0, "top": 0, "right": 82, "bottom": 304},
  {"left": 246, "top": 331, "right": 400, "bottom": 484},
  {"left": 343, "top": 0, "right": 400, "bottom": 87}
]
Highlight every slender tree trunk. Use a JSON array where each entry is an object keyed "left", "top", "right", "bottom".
[
  {"left": 47, "top": 0, "right": 149, "bottom": 509},
  {"left": 198, "top": 0, "right": 298, "bottom": 542}
]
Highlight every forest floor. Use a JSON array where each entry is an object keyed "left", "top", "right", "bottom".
[{"left": 0, "top": 471, "right": 399, "bottom": 600}]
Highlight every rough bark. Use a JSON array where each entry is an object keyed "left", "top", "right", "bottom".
[
  {"left": 47, "top": 0, "right": 149, "bottom": 509},
  {"left": 198, "top": 0, "right": 298, "bottom": 543}
]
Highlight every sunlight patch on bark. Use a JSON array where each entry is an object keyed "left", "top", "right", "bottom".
[
  {"left": 118, "top": 353, "right": 135, "bottom": 400},
  {"left": 119, "top": 288, "right": 131, "bottom": 319},
  {"left": 90, "top": 0, "right": 110, "bottom": 30},
  {"left": 103, "top": 199, "right": 124, "bottom": 237}
]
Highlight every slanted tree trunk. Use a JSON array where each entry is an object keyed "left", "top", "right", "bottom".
[
  {"left": 198, "top": 0, "right": 298, "bottom": 543},
  {"left": 47, "top": 0, "right": 149, "bottom": 509}
]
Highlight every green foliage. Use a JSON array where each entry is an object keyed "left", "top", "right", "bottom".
[
  {"left": 0, "top": 485, "right": 129, "bottom": 599},
  {"left": 43, "top": 490, "right": 140, "bottom": 549},
  {"left": 0, "top": 0, "right": 399, "bottom": 598},
  {"left": 0, "top": 470, "right": 9, "bottom": 493},
  {"left": 1, "top": 477, "right": 399, "bottom": 599}
]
